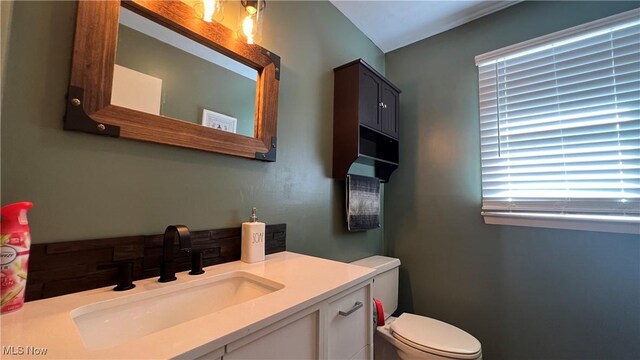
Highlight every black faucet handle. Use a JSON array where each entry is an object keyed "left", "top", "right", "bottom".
[
  {"left": 114, "top": 262, "right": 136, "bottom": 291},
  {"left": 189, "top": 250, "right": 205, "bottom": 275}
]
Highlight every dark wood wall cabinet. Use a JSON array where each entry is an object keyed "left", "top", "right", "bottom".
[{"left": 332, "top": 59, "right": 401, "bottom": 182}]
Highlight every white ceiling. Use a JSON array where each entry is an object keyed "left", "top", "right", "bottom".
[{"left": 330, "top": 0, "right": 519, "bottom": 53}]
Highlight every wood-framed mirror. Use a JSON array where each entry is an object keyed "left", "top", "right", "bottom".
[{"left": 65, "top": 0, "right": 280, "bottom": 161}]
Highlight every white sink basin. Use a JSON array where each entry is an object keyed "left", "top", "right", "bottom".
[{"left": 71, "top": 271, "right": 284, "bottom": 349}]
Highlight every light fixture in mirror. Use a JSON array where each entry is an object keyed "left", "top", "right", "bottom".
[
  {"left": 193, "top": 0, "right": 224, "bottom": 23},
  {"left": 239, "top": 0, "right": 265, "bottom": 45},
  {"left": 64, "top": 1, "right": 281, "bottom": 161},
  {"left": 113, "top": 7, "right": 257, "bottom": 138}
]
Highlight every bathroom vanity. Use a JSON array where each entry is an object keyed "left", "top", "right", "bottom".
[{"left": 0, "top": 252, "right": 375, "bottom": 359}]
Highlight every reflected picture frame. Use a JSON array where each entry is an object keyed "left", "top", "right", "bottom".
[{"left": 202, "top": 109, "right": 237, "bottom": 134}]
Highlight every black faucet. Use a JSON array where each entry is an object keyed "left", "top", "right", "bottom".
[{"left": 159, "top": 225, "right": 191, "bottom": 283}]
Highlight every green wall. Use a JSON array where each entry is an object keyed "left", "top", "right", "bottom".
[
  {"left": 0, "top": 0, "right": 12, "bottom": 195},
  {"left": 385, "top": 2, "right": 640, "bottom": 359},
  {"left": 1, "top": 1, "right": 385, "bottom": 262},
  {"left": 1, "top": 0, "right": 13, "bottom": 100}
]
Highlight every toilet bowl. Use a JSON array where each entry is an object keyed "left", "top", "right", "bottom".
[{"left": 351, "top": 256, "right": 482, "bottom": 360}]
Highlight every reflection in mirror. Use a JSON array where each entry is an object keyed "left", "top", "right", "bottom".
[{"left": 112, "top": 7, "right": 258, "bottom": 138}]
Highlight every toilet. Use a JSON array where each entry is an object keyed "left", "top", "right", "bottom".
[{"left": 351, "top": 256, "right": 482, "bottom": 360}]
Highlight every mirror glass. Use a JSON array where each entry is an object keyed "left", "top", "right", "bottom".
[{"left": 113, "top": 7, "right": 257, "bottom": 138}]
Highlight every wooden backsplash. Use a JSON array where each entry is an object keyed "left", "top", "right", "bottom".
[{"left": 26, "top": 224, "right": 286, "bottom": 301}]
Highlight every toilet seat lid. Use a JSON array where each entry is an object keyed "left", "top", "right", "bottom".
[{"left": 390, "top": 313, "right": 481, "bottom": 359}]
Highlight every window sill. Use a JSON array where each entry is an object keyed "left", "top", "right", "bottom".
[{"left": 482, "top": 212, "right": 640, "bottom": 235}]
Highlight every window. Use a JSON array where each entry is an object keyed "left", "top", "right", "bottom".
[{"left": 475, "top": 9, "right": 640, "bottom": 234}]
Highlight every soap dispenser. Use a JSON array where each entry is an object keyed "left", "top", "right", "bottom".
[{"left": 241, "top": 207, "right": 265, "bottom": 263}]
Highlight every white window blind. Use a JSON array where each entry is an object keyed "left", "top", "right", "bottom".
[{"left": 475, "top": 9, "right": 640, "bottom": 232}]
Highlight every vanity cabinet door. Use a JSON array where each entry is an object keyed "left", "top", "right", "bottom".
[
  {"left": 193, "top": 348, "right": 224, "bottom": 360},
  {"left": 224, "top": 309, "right": 320, "bottom": 360},
  {"left": 327, "top": 284, "right": 372, "bottom": 360}
]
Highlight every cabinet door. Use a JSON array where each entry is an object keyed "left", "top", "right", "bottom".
[
  {"left": 192, "top": 347, "right": 224, "bottom": 360},
  {"left": 224, "top": 310, "right": 319, "bottom": 360},
  {"left": 380, "top": 82, "right": 399, "bottom": 139},
  {"left": 327, "top": 285, "right": 371, "bottom": 360},
  {"left": 359, "top": 68, "right": 382, "bottom": 131}
]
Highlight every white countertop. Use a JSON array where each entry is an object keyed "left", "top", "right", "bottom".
[{"left": 0, "top": 251, "right": 375, "bottom": 359}]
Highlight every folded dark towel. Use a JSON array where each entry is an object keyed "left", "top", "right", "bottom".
[{"left": 347, "top": 174, "right": 380, "bottom": 231}]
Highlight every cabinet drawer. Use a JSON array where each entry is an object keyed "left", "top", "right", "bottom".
[{"left": 328, "top": 286, "right": 370, "bottom": 360}]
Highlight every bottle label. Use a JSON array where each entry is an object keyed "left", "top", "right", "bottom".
[
  {"left": 0, "top": 246, "right": 17, "bottom": 266},
  {"left": 1, "top": 232, "right": 30, "bottom": 313},
  {"left": 252, "top": 231, "right": 264, "bottom": 244}
]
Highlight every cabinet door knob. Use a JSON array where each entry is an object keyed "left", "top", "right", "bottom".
[
  {"left": 379, "top": 102, "right": 384, "bottom": 108},
  {"left": 384, "top": 104, "right": 387, "bottom": 108}
]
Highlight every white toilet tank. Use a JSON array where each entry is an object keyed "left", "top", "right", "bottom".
[{"left": 351, "top": 256, "right": 401, "bottom": 320}]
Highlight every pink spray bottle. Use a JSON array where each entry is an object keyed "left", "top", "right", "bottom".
[{"left": 1, "top": 202, "right": 33, "bottom": 313}]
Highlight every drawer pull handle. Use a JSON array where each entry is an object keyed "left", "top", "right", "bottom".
[{"left": 339, "top": 301, "right": 363, "bottom": 316}]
